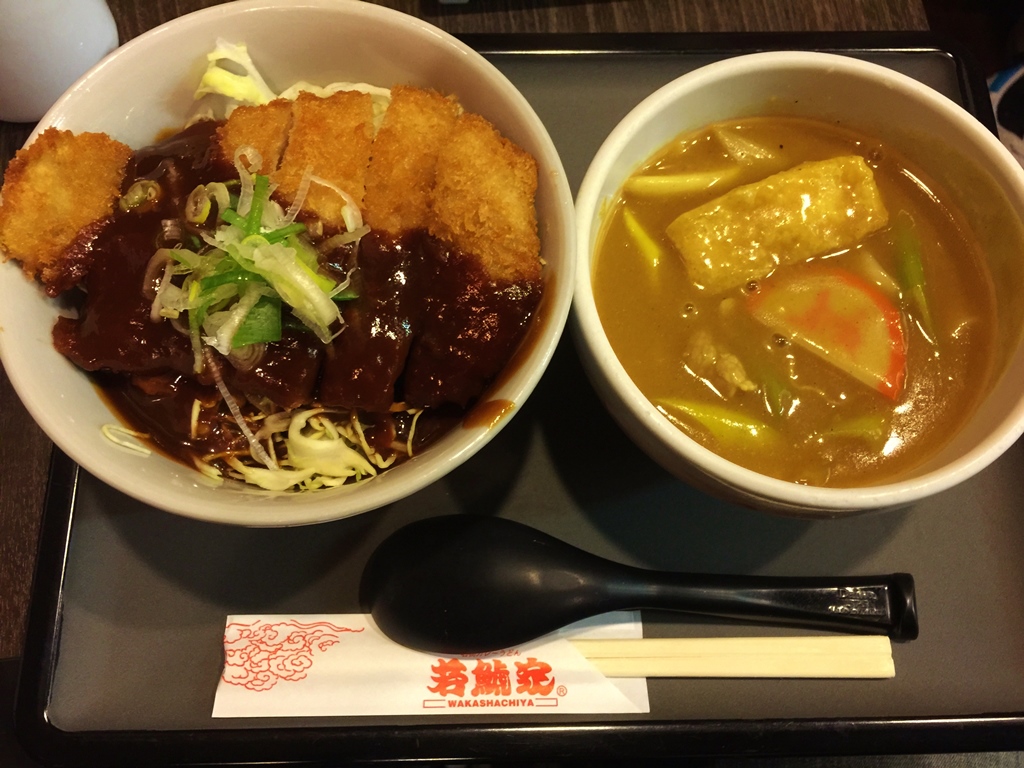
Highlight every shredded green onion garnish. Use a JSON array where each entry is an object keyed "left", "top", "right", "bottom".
[
  {"left": 120, "top": 180, "right": 161, "bottom": 212},
  {"left": 150, "top": 149, "right": 366, "bottom": 369}
]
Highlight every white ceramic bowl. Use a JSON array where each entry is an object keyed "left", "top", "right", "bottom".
[
  {"left": 0, "top": 0, "right": 575, "bottom": 526},
  {"left": 574, "top": 50, "right": 1024, "bottom": 517}
]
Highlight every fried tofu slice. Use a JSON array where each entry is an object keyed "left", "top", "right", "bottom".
[
  {"left": 428, "top": 113, "right": 541, "bottom": 284},
  {"left": 273, "top": 90, "right": 374, "bottom": 231},
  {"left": 215, "top": 98, "right": 292, "bottom": 172},
  {"left": 0, "top": 128, "right": 131, "bottom": 294},
  {"left": 364, "top": 85, "right": 461, "bottom": 233},
  {"left": 666, "top": 155, "right": 890, "bottom": 294}
]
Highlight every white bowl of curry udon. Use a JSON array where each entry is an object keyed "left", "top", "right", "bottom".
[
  {"left": 0, "top": 0, "right": 574, "bottom": 526},
  {"left": 574, "top": 51, "right": 1024, "bottom": 516}
]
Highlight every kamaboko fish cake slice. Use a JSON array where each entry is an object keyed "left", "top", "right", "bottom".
[{"left": 747, "top": 264, "right": 907, "bottom": 401}]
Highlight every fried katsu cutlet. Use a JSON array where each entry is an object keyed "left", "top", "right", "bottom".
[
  {"left": 216, "top": 98, "right": 292, "bottom": 172},
  {"left": 273, "top": 90, "right": 374, "bottom": 230},
  {"left": 0, "top": 128, "right": 131, "bottom": 294},
  {"left": 427, "top": 112, "right": 541, "bottom": 284},
  {"left": 363, "top": 85, "right": 460, "bottom": 233},
  {"left": 214, "top": 90, "right": 376, "bottom": 232}
]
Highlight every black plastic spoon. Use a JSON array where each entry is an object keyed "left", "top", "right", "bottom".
[{"left": 360, "top": 515, "right": 918, "bottom": 654}]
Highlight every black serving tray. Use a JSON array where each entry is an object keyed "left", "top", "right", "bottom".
[{"left": 16, "top": 33, "right": 1024, "bottom": 767}]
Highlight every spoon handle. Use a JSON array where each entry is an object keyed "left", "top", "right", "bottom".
[{"left": 615, "top": 569, "right": 918, "bottom": 640}]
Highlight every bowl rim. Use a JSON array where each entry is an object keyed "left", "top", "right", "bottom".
[
  {"left": 0, "top": 0, "right": 576, "bottom": 526},
  {"left": 573, "top": 49, "right": 1024, "bottom": 512}
]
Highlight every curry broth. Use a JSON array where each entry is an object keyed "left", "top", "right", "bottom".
[{"left": 592, "top": 116, "right": 997, "bottom": 486}]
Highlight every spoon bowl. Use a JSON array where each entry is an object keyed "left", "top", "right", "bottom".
[{"left": 360, "top": 515, "right": 918, "bottom": 654}]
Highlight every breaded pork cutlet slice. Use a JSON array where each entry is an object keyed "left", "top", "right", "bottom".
[
  {"left": 0, "top": 128, "right": 131, "bottom": 295},
  {"left": 427, "top": 112, "right": 540, "bottom": 284},
  {"left": 273, "top": 90, "right": 375, "bottom": 231},
  {"left": 215, "top": 98, "right": 293, "bottom": 173},
  {"left": 363, "top": 85, "right": 460, "bottom": 233}
]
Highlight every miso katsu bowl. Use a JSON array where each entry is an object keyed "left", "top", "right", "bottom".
[
  {"left": 0, "top": 0, "right": 575, "bottom": 526},
  {"left": 574, "top": 51, "right": 1024, "bottom": 516}
]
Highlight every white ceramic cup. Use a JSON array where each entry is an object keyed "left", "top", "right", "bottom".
[
  {"left": 574, "top": 51, "right": 1024, "bottom": 516},
  {"left": 0, "top": 0, "right": 118, "bottom": 122}
]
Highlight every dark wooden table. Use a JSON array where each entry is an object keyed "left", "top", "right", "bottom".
[{"left": 0, "top": 0, "right": 927, "bottom": 673}]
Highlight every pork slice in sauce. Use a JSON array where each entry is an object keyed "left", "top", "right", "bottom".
[
  {"left": 52, "top": 210, "right": 195, "bottom": 374},
  {"left": 401, "top": 237, "right": 542, "bottom": 409},
  {"left": 221, "top": 328, "right": 323, "bottom": 410},
  {"left": 318, "top": 231, "right": 417, "bottom": 412},
  {"left": 52, "top": 121, "right": 226, "bottom": 376}
]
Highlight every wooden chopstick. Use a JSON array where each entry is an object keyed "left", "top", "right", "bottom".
[{"left": 569, "top": 636, "right": 894, "bottom": 678}]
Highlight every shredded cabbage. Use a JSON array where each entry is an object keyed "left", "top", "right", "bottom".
[
  {"left": 286, "top": 410, "right": 377, "bottom": 479},
  {"left": 194, "top": 39, "right": 277, "bottom": 106},
  {"left": 194, "top": 38, "right": 392, "bottom": 131},
  {"left": 216, "top": 410, "right": 379, "bottom": 491},
  {"left": 225, "top": 457, "right": 316, "bottom": 491},
  {"left": 101, "top": 424, "right": 152, "bottom": 456}
]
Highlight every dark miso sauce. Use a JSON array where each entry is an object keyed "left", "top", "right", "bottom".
[{"left": 56, "top": 122, "right": 543, "bottom": 480}]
